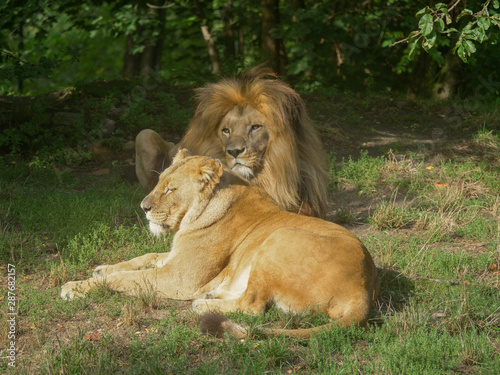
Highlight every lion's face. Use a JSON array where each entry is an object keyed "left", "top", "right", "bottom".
[
  {"left": 218, "top": 104, "right": 270, "bottom": 180},
  {"left": 141, "top": 151, "right": 223, "bottom": 236}
]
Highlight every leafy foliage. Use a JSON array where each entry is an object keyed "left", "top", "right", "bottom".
[
  {"left": 0, "top": 1, "right": 499, "bottom": 96},
  {"left": 402, "top": 1, "right": 500, "bottom": 62}
]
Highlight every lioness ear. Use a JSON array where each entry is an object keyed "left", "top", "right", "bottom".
[
  {"left": 173, "top": 148, "right": 192, "bottom": 164},
  {"left": 197, "top": 158, "right": 223, "bottom": 191}
]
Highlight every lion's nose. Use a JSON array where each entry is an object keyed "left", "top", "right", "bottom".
[
  {"left": 141, "top": 196, "right": 154, "bottom": 213},
  {"left": 227, "top": 147, "right": 245, "bottom": 158}
]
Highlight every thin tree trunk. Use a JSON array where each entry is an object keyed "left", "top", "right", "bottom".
[
  {"left": 222, "top": 2, "right": 236, "bottom": 60},
  {"left": 194, "top": 0, "right": 221, "bottom": 75},
  {"left": 261, "top": 0, "right": 286, "bottom": 75},
  {"left": 200, "top": 25, "right": 221, "bottom": 75},
  {"left": 18, "top": 22, "right": 24, "bottom": 93}
]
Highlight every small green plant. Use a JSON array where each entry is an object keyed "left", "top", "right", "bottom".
[
  {"left": 333, "top": 207, "right": 359, "bottom": 225},
  {"left": 339, "top": 150, "right": 385, "bottom": 194}
]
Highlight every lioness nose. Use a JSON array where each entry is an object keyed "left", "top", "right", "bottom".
[
  {"left": 227, "top": 147, "right": 245, "bottom": 158},
  {"left": 141, "top": 196, "right": 154, "bottom": 213}
]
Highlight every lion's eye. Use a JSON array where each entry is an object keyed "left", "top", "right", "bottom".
[
  {"left": 222, "top": 128, "right": 230, "bottom": 135},
  {"left": 250, "top": 124, "right": 262, "bottom": 132}
]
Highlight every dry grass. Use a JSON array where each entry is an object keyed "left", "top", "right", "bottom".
[
  {"left": 473, "top": 129, "right": 500, "bottom": 165},
  {"left": 369, "top": 191, "right": 414, "bottom": 230},
  {"left": 49, "top": 253, "right": 69, "bottom": 287},
  {"left": 136, "top": 276, "right": 161, "bottom": 309},
  {"left": 416, "top": 182, "right": 481, "bottom": 235},
  {"left": 122, "top": 300, "right": 140, "bottom": 327}
]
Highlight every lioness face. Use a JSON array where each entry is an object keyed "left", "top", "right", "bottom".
[
  {"left": 141, "top": 153, "right": 223, "bottom": 236},
  {"left": 140, "top": 172, "right": 189, "bottom": 236},
  {"left": 218, "top": 104, "right": 270, "bottom": 180}
]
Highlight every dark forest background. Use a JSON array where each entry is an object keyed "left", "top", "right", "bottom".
[{"left": 2, "top": 0, "right": 500, "bottom": 97}]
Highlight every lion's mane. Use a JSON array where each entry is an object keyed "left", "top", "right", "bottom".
[{"left": 180, "top": 66, "right": 329, "bottom": 217}]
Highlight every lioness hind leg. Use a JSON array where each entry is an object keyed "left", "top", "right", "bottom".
[
  {"left": 192, "top": 298, "right": 242, "bottom": 314},
  {"left": 193, "top": 290, "right": 267, "bottom": 315},
  {"left": 136, "top": 129, "right": 176, "bottom": 192},
  {"left": 92, "top": 253, "right": 171, "bottom": 278}
]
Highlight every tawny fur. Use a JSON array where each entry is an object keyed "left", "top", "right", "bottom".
[{"left": 61, "top": 150, "right": 379, "bottom": 339}]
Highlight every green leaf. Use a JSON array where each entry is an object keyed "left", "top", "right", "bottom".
[
  {"left": 445, "top": 14, "right": 452, "bottom": 25},
  {"left": 441, "top": 27, "right": 458, "bottom": 34},
  {"left": 416, "top": 6, "right": 432, "bottom": 17},
  {"left": 419, "top": 14, "right": 434, "bottom": 36},
  {"left": 408, "top": 37, "right": 422, "bottom": 60},
  {"left": 435, "top": 3, "right": 447, "bottom": 10},
  {"left": 457, "top": 9, "right": 473, "bottom": 22},
  {"left": 492, "top": 16, "right": 500, "bottom": 28},
  {"left": 494, "top": 0, "right": 499, "bottom": 9},
  {"left": 477, "top": 16, "right": 491, "bottom": 31},
  {"left": 464, "top": 40, "right": 476, "bottom": 54},
  {"left": 457, "top": 44, "right": 468, "bottom": 62},
  {"left": 436, "top": 18, "right": 445, "bottom": 33},
  {"left": 472, "top": 27, "right": 487, "bottom": 43},
  {"left": 423, "top": 32, "right": 437, "bottom": 51}
]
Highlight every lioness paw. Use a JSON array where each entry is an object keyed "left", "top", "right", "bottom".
[
  {"left": 60, "top": 281, "right": 87, "bottom": 300},
  {"left": 192, "top": 299, "right": 213, "bottom": 314},
  {"left": 92, "top": 265, "right": 111, "bottom": 278},
  {"left": 60, "top": 281, "right": 77, "bottom": 300}
]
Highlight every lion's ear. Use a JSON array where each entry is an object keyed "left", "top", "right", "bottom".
[
  {"left": 173, "top": 148, "right": 192, "bottom": 164},
  {"left": 196, "top": 158, "right": 223, "bottom": 191}
]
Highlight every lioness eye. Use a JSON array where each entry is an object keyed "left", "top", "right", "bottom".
[
  {"left": 222, "top": 128, "right": 230, "bottom": 135},
  {"left": 250, "top": 124, "right": 262, "bottom": 131}
]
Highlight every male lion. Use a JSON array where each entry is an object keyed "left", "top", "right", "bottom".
[
  {"left": 135, "top": 66, "right": 329, "bottom": 218},
  {"left": 61, "top": 150, "right": 379, "bottom": 339}
]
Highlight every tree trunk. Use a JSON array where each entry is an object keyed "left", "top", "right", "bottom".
[
  {"left": 432, "top": 53, "right": 463, "bottom": 99},
  {"left": 18, "top": 22, "right": 24, "bottom": 93},
  {"left": 194, "top": 0, "right": 221, "bottom": 75},
  {"left": 221, "top": 2, "right": 236, "bottom": 60},
  {"left": 261, "top": 0, "right": 286, "bottom": 75},
  {"left": 123, "top": 7, "right": 166, "bottom": 77}
]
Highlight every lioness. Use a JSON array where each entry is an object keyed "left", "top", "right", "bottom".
[{"left": 61, "top": 150, "right": 379, "bottom": 338}]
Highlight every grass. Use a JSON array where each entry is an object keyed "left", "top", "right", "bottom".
[{"left": 1, "top": 97, "right": 499, "bottom": 374}]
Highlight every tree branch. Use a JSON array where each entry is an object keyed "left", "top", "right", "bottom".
[{"left": 146, "top": 2, "right": 175, "bottom": 10}]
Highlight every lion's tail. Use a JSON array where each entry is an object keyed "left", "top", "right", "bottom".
[{"left": 198, "top": 312, "right": 368, "bottom": 340}]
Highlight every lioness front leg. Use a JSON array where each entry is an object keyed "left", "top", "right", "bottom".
[
  {"left": 61, "top": 279, "right": 102, "bottom": 300},
  {"left": 61, "top": 269, "right": 162, "bottom": 301},
  {"left": 93, "top": 252, "right": 171, "bottom": 277},
  {"left": 62, "top": 267, "right": 193, "bottom": 301}
]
